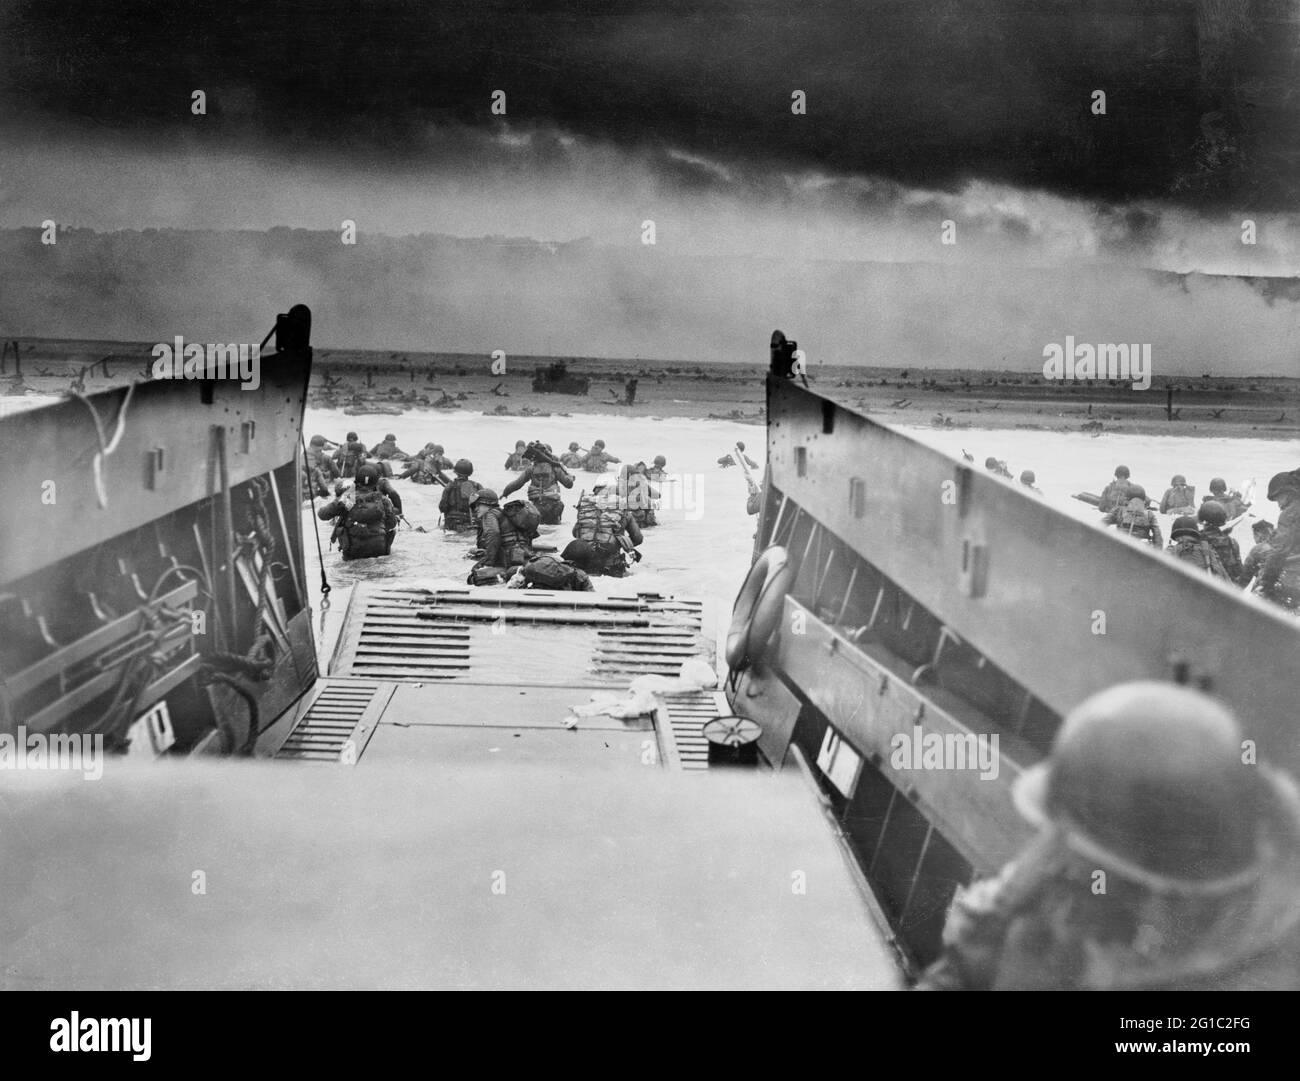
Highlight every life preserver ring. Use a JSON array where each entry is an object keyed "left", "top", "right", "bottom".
[{"left": 725, "top": 546, "right": 793, "bottom": 672}]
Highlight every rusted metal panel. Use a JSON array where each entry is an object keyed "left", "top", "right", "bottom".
[{"left": 765, "top": 377, "right": 1300, "bottom": 767}]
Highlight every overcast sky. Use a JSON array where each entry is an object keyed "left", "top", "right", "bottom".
[{"left": 1, "top": 0, "right": 1297, "bottom": 365}]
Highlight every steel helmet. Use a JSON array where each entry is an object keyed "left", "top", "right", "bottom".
[
  {"left": 1253, "top": 520, "right": 1275, "bottom": 536},
  {"left": 1198, "top": 500, "right": 1228, "bottom": 527},
  {"left": 1014, "top": 681, "right": 1269, "bottom": 890},
  {"left": 1170, "top": 515, "right": 1200, "bottom": 540},
  {"left": 355, "top": 464, "right": 381, "bottom": 487},
  {"left": 470, "top": 488, "right": 498, "bottom": 506},
  {"left": 1115, "top": 465, "right": 1130, "bottom": 479},
  {"left": 737, "top": 441, "right": 746, "bottom": 451},
  {"left": 309, "top": 435, "right": 326, "bottom": 447},
  {"left": 568, "top": 442, "right": 581, "bottom": 451},
  {"left": 1267, "top": 470, "right": 1300, "bottom": 501},
  {"left": 593, "top": 439, "right": 606, "bottom": 449},
  {"left": 432, "top": 444, "right": 444, "bottom": 454},
  {"left": 653, "top": 455, "right": 666, "bottom": 467},
  {"left": 384, "top": 433, "right": 397, "bottom": 442},
  {"left": 1020, "top": 470, "right": 1035, "bottom": 484},
  {"left": 985, "top": 457, "right": 999, "bottom": 469},
  {"left": 346, "top": 431, "right": 358, "bottom": 441},
  {"left": 1171, "top": 474, "right": 1186, "bottom": 486},
  {"left": 1125, "top": 484, "right": 1146, "bottom": 501},
  {"left": 454, "top": 458, "right": 473, "bottom": 476},
  {"left": 1209, "top": 477, "right": 1227, "bottom": 494}
]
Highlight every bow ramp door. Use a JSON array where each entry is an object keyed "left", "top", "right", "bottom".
[{"left": 264, "top": 584, "right": 723, "bottom": 769}]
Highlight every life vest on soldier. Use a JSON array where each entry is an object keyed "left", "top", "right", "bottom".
[
  {"left": 481, "top": 507, "right": 530, "bottom": 566},
  {"left": 527, "top": 461, "right": 562, "bottom": 502}
]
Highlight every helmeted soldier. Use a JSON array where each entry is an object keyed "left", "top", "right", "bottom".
[
  {"left": 439, "top": 459, "right": 482, "bottom": 532},
  {"left": 1259, "top": 469, "right": 1300, "bottom": 608},
  {"left": 572, "top": 483, "right": 642, "bottom": 576},
  {"left": 1197, "top": 500, "right": 1242, "bottom": 582},
  {"left": 613, "top": 462, "right": 659, "bottom": 527},
  {"left": 1018, "top": 470, "right": 1040, "bottom": 494},
  {"left": 1240, "top": 520, "right": 1275, "bottom": 589},
  {"left": 646, "top": 454, "right": 669, "bottom": 482},
  {"left": 1097, "top": 465, "right": 1132, "bottom": 513},
  {"left": 370, "top": 433, "right": 408, "bottom": 461},
  {"left": 916, "top": 681, "right": 1300, "bottom": 990},
  {"left": 316, "top": 464, "right": 398, "bottom": 561},
  {"left": 333, "top": 431, "right": 367, "bottom": 479},
  {"left": 500, "top": 441, "right": 575, "bottom": 525},
  {"left": 560, "top": 442, "right": 587, "bottom": 469},
  {"left": 469, "top": 488, "right": 532, "bottom": 578},
  {"left": 1167, "top": 515, "right": 1229, "bottom": 578},
  {"left": 582, "top": 439, "right": 621, "bottom": 473},
  {"left": 1102, "top": 486, "right": 1161, "bottom": 548},
  {"left": 302, "top": 434, "right": 337, "bottom": 498},
  {"left": 1159, "top": 474, "right": 1196, "bottom": 515},
  {"left": 518, "top": 542, "right": 596, "bottom": 591},
  {"left": 503, "top": 441, "right": 528, "bottom": 471},
  {"left": 1204, "top": 477, "right": 1247, "bottom": 520}
]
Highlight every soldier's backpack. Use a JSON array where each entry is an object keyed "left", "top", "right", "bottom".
[
  {"left": 341, "top": 440, "right": 366, "bottom": 472},
  {"left": 349, "top": 488, "right": 386, "bottom": 526},
  {"left": 520, "top": 555, "right": 572, "bottom": 589},
  {"left": 503, "top": 499, "right": 542, "bottom": 537},
  {"left": 444, "top": 478, "right": 479, "bottom": 516},
  {"left": 574, "top": 498, "right": 624, "bottom": 549},
  {"left": 467, "top": 565, "right": 508, "bottom": 586},
  {"left": 1118, "top": 504, "right": 1151, "bottom": 535},
  {"left": 1205, "top": 533, "right": 1241, "bottom": 578}
]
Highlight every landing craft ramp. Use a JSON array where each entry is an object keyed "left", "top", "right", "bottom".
[
  {"left": 730, "top": 332, "right": 1300, "bottom": 974},
  {"left": 262, "top": 584, "right": 723, "bottom": 770}
]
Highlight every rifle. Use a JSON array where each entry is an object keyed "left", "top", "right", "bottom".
[{"left": 399, "top": 514, "right": 428, "bottom": 534}]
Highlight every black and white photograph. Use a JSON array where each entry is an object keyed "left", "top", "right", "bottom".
[{"left": 1, "top": 0, "right": 1298, "bottom": 1025}]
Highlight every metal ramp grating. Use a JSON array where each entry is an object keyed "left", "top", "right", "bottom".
[
  {"left": 274, "top": 679, "right": 393, "bottom": 762},
  {"left": 330, "top": 585, "right": 709, "bottom": 689},
  {"left": 658, "top": 690, "right": 728, "bottom": 771}
]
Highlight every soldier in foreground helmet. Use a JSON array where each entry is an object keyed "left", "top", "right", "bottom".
[
  {"left": 1258, "top": 469, "right": 1300, "bottom": 607},
  {"left": 1018, "top": 470, "right": 1040, "bottom": 494},
  {"left": 916, "top": 681, "right": 1300, "bottom": 990}
]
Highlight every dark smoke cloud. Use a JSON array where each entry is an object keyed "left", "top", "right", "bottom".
[{"left": 2, "top": 0, "right": 1297, "bottom": 209}]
